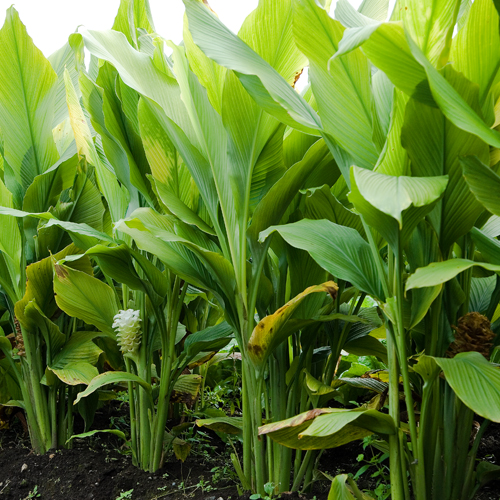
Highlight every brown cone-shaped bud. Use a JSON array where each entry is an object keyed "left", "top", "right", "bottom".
[{"left": 447, "top": 312, "right": 495, "bottom": 359}]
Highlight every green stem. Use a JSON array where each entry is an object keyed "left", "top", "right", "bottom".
[
  {"left": 125, "top": 357, "right": 138, "bottom": 465},
  {"left": 66, "top": 386, "right": 75, "bottom": 448},
  {"left": 292, "top": 450, "right": 313, "bottom": 492},
  {"left": 241, "top": 362, "right": 253, "bottom": 490},
  {"left": 362, "top": 218, "right": 389, "bottom": 299},
  {"left": 21, "top": 330, "right": 51, "bottom": 451},
  {"left": 253, "top": 375, "right": 266, "bottom": 495},
  {"left": 462, "top": 419, "right": 490, "bottom": 500},
  {"left": 394, "top": 241, "right": 420, "bottom": 492},
  {"left": 151, "top": 280, "right": 187, "bottom": 472},
  {"left": 417, "top": 368, "right": 440, "bottom": 500},
  {"left": 385, "top": 325, "right": 406, "bottom": 500},
  {"left": 49, "top": 386, "right": 58, "bottom": 449}
]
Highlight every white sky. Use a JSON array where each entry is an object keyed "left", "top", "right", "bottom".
[{"left": 0, "top": 0, "right": 364, "bottom": 58}]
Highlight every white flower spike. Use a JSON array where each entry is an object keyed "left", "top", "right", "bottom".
[{"left": 113, "top": 309, "right": 142, "bottom": 355}]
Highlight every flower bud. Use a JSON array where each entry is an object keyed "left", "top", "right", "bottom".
[{"left": 113, "top": 309, "right": 142, "bottom": 355}]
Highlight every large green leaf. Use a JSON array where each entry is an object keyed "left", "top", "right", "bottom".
[
  {"left": 51, "top": 331, "right": 103, "bottom": 368},
  {"left": 167, "top": 42, "right": 237, "bottom": 262},
  {"left": 78, "top": 28, "right": 196, "bottom": 143},
  {"left": 294, "top": 0, "right": 379, "bottom": 171},
  {"left": 0, "top": 179, "right": 22, "bottom": 288},
  {"left": 22, "top": 155, "right": 78, "bottom": 214},
  {"left": 0, "top": 7, "right": 59, "bottom": 191},
  {"left": 334, "top": 20, "right": 500, "bottom": 150},
  {"left": 112, "top": 0, "right": 155, "bottom": 48},
  {"left": 260, "top": 219, "right": 386, "bottom": 300},
  {"left": 349, "top": 166, "right": 448, "bottom": 249},
  {"left": 15, "top": 245, "right": 92, "bottom": 329},
  {"left": 332, "top": 22, "right": 433, "bottom": 105},
  {"left": 23, "top": 302, "right": 66, "bottom": 359},
  {"left": 399, "top": 0, "right": 460, "bottom": 67},
  {"left": 182, "top": 321, "right": 234, "bottom": 358},
  {"left": 138, "top": 98, "right": 221, "bottom": 239},
  {"left": 402, "top": 78, "right": 490, "bottom": 253},
  {"left": 64, "top": 69, "right": 128, "bottom": 222},
  {"left": 183, "top": 0, "right": 321, "bottom": 135},
  {"left": 116, "top": 210, "right": 238, "bottom": 321},
  {"left": 450, "top": 0, "right": 500, "bottom": 108},
  {"left": 405, "top": 33, "right": 500, "bottom": 148},
  {"left": 183, "top": 11, "right": 226, "bottom": 115},
  {"left": 248, "top": 140, "right": 333, "bottom": 245},
  {"left": 79, "top": 69, "right": 152, "bottom": 208},
  {"left": 43, "top": 220, "right": 114, "bottom": 250},
  {"left": 48, "top": 42, "right": 81, "bottom": 129},
  {"left": 374, "top": 90, "right": 409, "bottom": 176},
  {"left": 303, "top": 185, "right": 364, "bottom": 234},
  {"left": 151, "top": 177, "right": 214, "bottom": 235},
  {"left": 53, "top": 261, "right": 118, "bottom": 336},
  {"left": 335, "top": 0, "right": 380, "bottom": 28},
  {"left": 421, "top": 353, "right": 500, "bottom": 422},
  {"left": 196, "top": 416, "right": 243, "bottom": 436},
  {"left": 405, "top": 222, "right": 442, "bottom": 328}
]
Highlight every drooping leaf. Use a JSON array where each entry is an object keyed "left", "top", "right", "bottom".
[
  {"left": 85, "top": 244, "right": 168, "bottom": 304},
  {"left": 247, "top": 282, "right": 338, "bottom": 367},
  {"left": 67, "top": 428, "right": 127, "bottom": 443},
  {"left": 74, "top": 371, "right": 151, "bottom": 405},
  {"left": 49, "top": 362, "right": 99, "bottom": 386},
  {"left": 258, "top": 407, "right": 394, "bottom": 449},
  {"left": 196, "top": 416, "right": 243, "bottom": 435},
  {"left": 171, "top": 374, "right": 203, "bottom": 405},
  {"left": 406, "top": 259, "right": 500, "bottom": 291},
  {"left": 462, "top": 155, "right": 500, "bottom": 217}
]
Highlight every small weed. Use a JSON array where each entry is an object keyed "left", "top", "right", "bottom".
[
  {"left": 195, "top": 476, "right": 216, "bottom": 493},
  {"left": 353, "top": 443, "right": 391, "bottom": 500},
  {"left": 115, "top": 489, "right": 134, "bottom": 500},
  {"left": 249, "top": 482, "right": 274, "bottom": 500},
  {"left": 211, "top": 464, "right": 239, "bottom": 485},
  {"left": 23, "top": 486, "right": 41, "bottom": 499}
]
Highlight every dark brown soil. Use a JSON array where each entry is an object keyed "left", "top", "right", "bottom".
[
  {"left": 475, "top": 423, "right": 500, "bottom": 500},
  {"left": 1, "top": 405, "right": 499, "bottom": 500}
]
